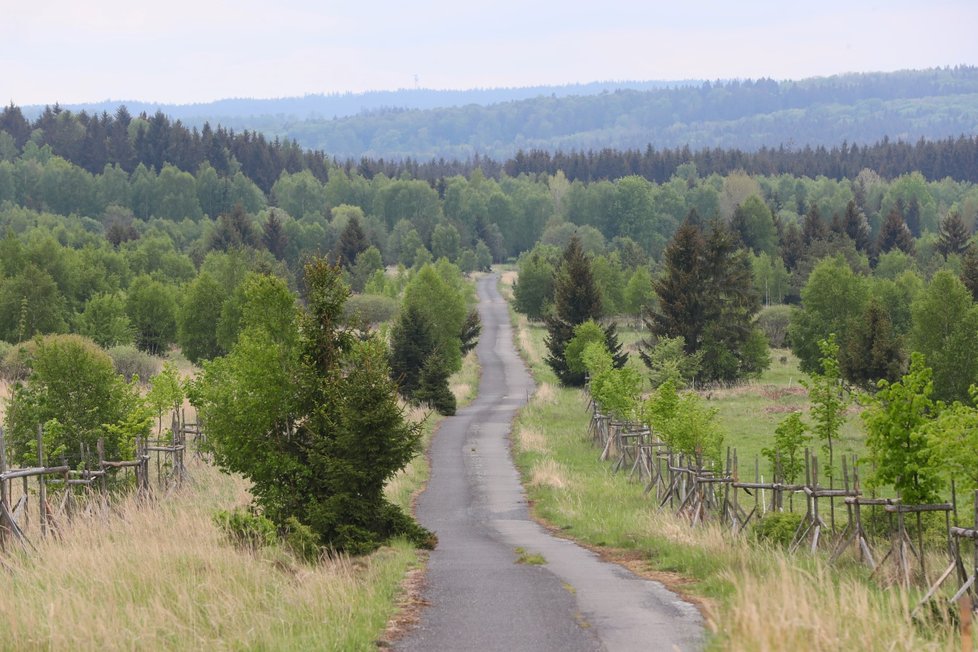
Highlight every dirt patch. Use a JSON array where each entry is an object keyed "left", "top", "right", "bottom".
[
  {"left": 759, "top": 385, "right": 807, "bottom": 401},
  {"left": 379, "top": 552, "right": 431, "bottom": 645}
]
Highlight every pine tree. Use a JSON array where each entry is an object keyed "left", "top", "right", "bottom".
[
  {"left": 779, "top": 221, "right": 805, "bottom": 271},
  {"left": 905, "top": 196, "right": 922, "bottom": 238},
  {"left": 643, "top": 214, "right": 766, "bottom": 383},
  {"left": 459, "top": 308, "right": 481, "bottom": 356},
  {"left": 415, "top": 350, "right": 457, "bottom": 416},
  {"left": 839, "top": 300, "right": 905, "bottom": 391},
  {"left": 961, "top": 246, "right": 978, "bottom": 301},
  {"left": 263, "top": 209, "right": 288, "bottom": 260},
  {"left": 876, "top": 207, "right": 916, "bottom": 256},
  {"left": 389, "top": 303, "right": 437, "bottom": 399},
  {"left": 545, "top": 235, "right": 625, "bottom": 386},
  {"left": 802, "top": 203, "right": 828, "bottom": 246},
  {"left": 645, "top": 216, "right": 706, "bottom": 355},
  {"left": 337, "top": 215, "right": 369, "bottom": 269},
  {"left": 841, "top": 200, "right": 871, "bottom": 253},
  {"left": 938, "top": 210, "right": 970, "bottom": 259}
]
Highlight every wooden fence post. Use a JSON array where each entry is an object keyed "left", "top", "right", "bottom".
[
  {"left": 0, "top": 426, "right": 8, "bottom": 549},
  {"left": 36, "top": 425, "right": 47, "bottom": 538}
]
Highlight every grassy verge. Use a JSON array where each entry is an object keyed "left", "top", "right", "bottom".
[
  {"left": 0, "top": 349, "right": 480, "bottom": 651},
  {"left": 499, "top": 274, "right": 956, "bottom": 651}
]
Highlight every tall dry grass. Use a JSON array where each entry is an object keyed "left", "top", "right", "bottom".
[{"left": 0, "top": 462, "right": 418, "bottom": 650}]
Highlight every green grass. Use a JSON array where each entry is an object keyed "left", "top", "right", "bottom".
[
  {"left": 514, "top": 547, "right": 547, "bottom": 565},
  {"left": 498, "top": 276, "right": 957, "bottom": 649}
]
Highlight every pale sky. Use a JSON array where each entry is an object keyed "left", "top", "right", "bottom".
[{"left": 2, "top": 0, "right": 977, "bottom": 105}]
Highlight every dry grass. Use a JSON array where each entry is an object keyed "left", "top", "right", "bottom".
[
  {"left": 517, "top": 427, "right": 550, "bottom": 454},
  {"left": 0, "top": 462, "right": 419, "bottom": 650},
  {"left": 534, "top": 382, "right": 557, "bottom": 405},
  {"left": 528, "top": 459, "right": 570, "bottom": 489}
]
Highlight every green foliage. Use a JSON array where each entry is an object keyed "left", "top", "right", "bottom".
[
  {"left": 585, "top": 341, "right": 642, "bottom": 422},
  {"left": 761, "top": 412, "right": 810, "bottom": 484},
  {"left": 800, "top": 337, "right": 849, "bottom": 479},
  {"left": 564, "top": 320, "right": 606, "bottom": 376},
  {"left": 513, "top": 245, "right": 558, "bottom": 320},
  {"left": 177, "top": 272, "right": 227, "bottom": 364},
  {"left": 752, "top": 512, "right": 804, "bottom": 548},
  {"left": 622, "top": 266, "right": 655, "bottom": 318},
  {"left": 545, "top": 235, "right": 626, "bottom": 386},
  {"left": 862, "top": 353, "right": 943, "bottom": 504},
  {"left": 78, "top": 292, "right": 135, "bottom": 347},
  {"left": 642, "top": 336, "right": 702, "bottom": 389},
  {"left": 214, "top": 508, "right": 279, "bottom": 551},
  {"left": 282, "top": 516, "right": 322, "bottom": 563},
  {"left": 106, "top": 345, "right": 161, "bottom": 383},
  {"left": 126, "top": 275, "right": 178, "bottom": 355},
  {"left": 415, "top": 350, "right": 457, "bottom": 416},
  {"left": 349, "top": 246, "right": 383, "bottom": 293},
  {"left": 198, "top": 260, "right": 433, "bottom": 555},
  {"left": 910, "top": 270, "right": 978, "bottom": 403},
  {"left": 402, "top": 263, "right": 467, "bottom": 373},
  {"left": 839, "top": 299, "right": 905, "bottom": 391},
  {"left": 645, "top": 216, "right": 765, "bottom": 384},
  {"left": 642, "top": 379, "right": 724, "bottom": 465},
  {"left": 342, "top": 293, "right": 398, "bottom": 325},
  {"left": 4, "top": 334, "right": 148, "bottom": 466},
  {"left": 922, "top": 387, "right": 978, "bottom": 492},
  {"left": 147, "top": 362, "right": 184, "bottom": 435},
  {"left": 754, "top": 304, "right": 795, "bottom": 348},
  {"left": 789, "top": 256, "right": 869, "bottom": 374}
]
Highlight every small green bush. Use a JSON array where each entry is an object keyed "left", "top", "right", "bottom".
[
  {"left": 283, "top": 516, "right": 322, "bottom": 563},
  {"left": 343, "top": 293, "right": 398, "bottom": 325},
  {"left": 756, "top": 304, "right": 796, "bottom": 348},
  {"left": 108, "top": 345, "right": 162, "bottom": 382},
  {"left": 0, "top": 341, "right": 36, "bottom": 382},
  {"left": 214, "top": 508, "right": 278, "bottom": 551},
  {"left": 752, "top": 512, "right": 803, "bottom": 547}
]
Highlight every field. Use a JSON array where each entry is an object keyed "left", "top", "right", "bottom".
[
  {"left": 0, "top": 348, "right": 479, "bottom": 650},
  {"left": 499, "top": 274, "right": 961, "bottom": 651}
]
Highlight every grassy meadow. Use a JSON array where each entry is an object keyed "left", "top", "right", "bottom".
[
  {"left": 498, "top": 273, "right": 961, "bottom": 651},
  {"left": 0, "top": 347, "right": 479, "bottom": 651}
]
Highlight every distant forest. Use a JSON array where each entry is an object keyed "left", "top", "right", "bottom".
[
  {"left": 2, "top": 101, "right": 978, "bottom": 194},
  {"left": 15, "top": 67, "right": 978, "bottom": 162}
]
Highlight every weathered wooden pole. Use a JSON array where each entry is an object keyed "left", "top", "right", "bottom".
[{"left": 37, "top": 425, "right": 47, "bottom": 538}]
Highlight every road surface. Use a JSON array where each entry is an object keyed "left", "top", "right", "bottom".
[{"left": 398, "top": 273, "right": 703, "bottom": 652}]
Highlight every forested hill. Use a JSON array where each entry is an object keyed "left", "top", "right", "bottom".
[
  {"left": 17, "top": 68, "right": 978, "bottom": 162},
  {"left": 21, "top": 80, "right": 696, "bottom": 128},
  {"left": 270, "top": 67, "right": 978, "bottom": 160}
]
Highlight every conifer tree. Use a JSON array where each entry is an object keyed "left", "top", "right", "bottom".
[
  {"left": 779, "top": 221, "right": 805, "bottom": 271},
  {"left": 262, "top": 209, "right": 287, "bottom": 260},
  {"left": 337, "top": 215, "right": 369, "bottom": 269},
  {"left": 545, "top": 235, "right": 626, "bottom": 386},
  {"left": 841, "top": 200, "right": 872, "bottom": 253},
  {"left": 643, "top": 213, "right": 766, "bottom": 383},
  {"left": 839, "top": 299, "right": 905, "bottom": 391},
  {"left": 415, "top": 350, "right": 457, "bottom": 416},
  {"left": 389, "top": 303, "right": 438, "bottom": 399},
  {"left": 961, "top": 246, "right": 978, "bottom": 301},
  {"left": 938, "top": 209, "right": 970, "bottom": 258},
  {"left": 876, "top": 207, "right": 916, "bottom": 256},
  {"left": 802, "top": 203, "right": 828, "bottom": 246}
]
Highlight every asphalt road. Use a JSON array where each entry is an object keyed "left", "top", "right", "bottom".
[{"left": 397, "top": 273, "right": 703, "bottom": 652}]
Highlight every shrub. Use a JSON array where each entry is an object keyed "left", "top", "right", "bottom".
[
  {"left": 0, "top": 340, "right": 36, "bottom": 382},
  {"left": 283, "top": 516, "right": 322, "bottom": 563},
  {"left": 214, "top": 508, "right": 278, "bottom": 551},
  {"left": 752, "top": 512, "right": 803, "bottom": 547},
  {"left": 107, "top": 345, "right": 162, "bottom": 382},
  {"left": 755, "top": 304, "right": 796, "bottom": 348},
  {"left": 343, "top": 294, "right": 398, "bottom": 326}
]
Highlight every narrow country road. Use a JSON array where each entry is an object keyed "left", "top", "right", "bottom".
[{"left": 398, "top": 273, "right": 703, "bottom": 652}]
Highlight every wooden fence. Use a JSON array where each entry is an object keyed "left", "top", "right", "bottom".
[
  {"left": 0, "top": 409, "right": 203, "bottom": 553},
  {"left": 584, "top": 384, "right": 978, "bottom": 623}
]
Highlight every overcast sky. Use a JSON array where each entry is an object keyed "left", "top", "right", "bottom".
[{"left": 2, "top": 0, "right": 977, "bottom": 105}]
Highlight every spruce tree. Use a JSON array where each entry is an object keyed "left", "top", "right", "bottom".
[
  {"left": 643, "top": 214, "right": 766, "bottom": 383},
  {"left": 337, "top": 215, "right": 369, "bottom": 269},
  {"left": 545, "top": 235, "right": 625, "bottom": 386},
  {"left": 841, "top": 200, "right": 872, "bottom": 253},
  {"left": 938, "top": 210, "right": 970, "bottom": 258},
  {"left": 459, "top": 308, "right": 482, "bottom": 356},
  {"left": 415, "top": 351, "right": 457, "bottom": 416},
  {"left": 779, "top": 221, "right": 805, "bottom": 271},
  {"left": 802, "top": 203, "right": 828, "bottom": 246},
  {"left": 839, "top": 299, "right": 905, "bottom": 391},
  {"left": 876, "top": 207, "right": 916, "bottom": 256},
  {"left": 389, "top": 303, "right": 437, "bottom": 399},
  {"left": 263, "top": 209, "right": 287, "bottom": 260},
  {"left": 962, "top": 246, "right": 978, "bottom": 301}
]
